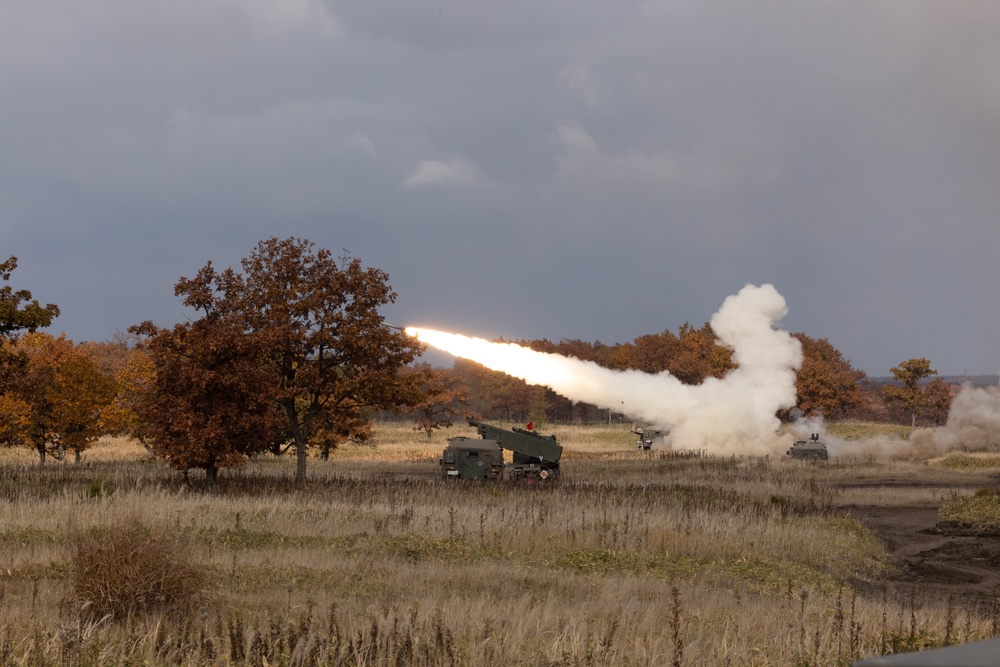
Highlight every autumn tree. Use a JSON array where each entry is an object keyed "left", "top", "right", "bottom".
[
  {"left": 791, "top": 334, "right": 864, "bottom": 418},
  {"left": 681, "top": 323, "right": 735, "bottom": 380},
  {"left": 921, "top": 378, "right": 955, "bottom": 427},
  {"left": 526, "top": 386, "right": 550, "bottom": 428},
  {"left": 100, "top": 346, "right": 156, "bottom": 450},
  {"left": 131, "top": 264, "right": 284, "bottom": 486},
  {"left": 0, "top": 257, "right": 60, "bottom": 340},
  {"left": 406, "top": 363, "right": 474, "bottom": 439},
  {"left": 481, "top": 368, "right": 532, "bottom": 421},
  {"left": 882, "top": 357, "right": 938, "bottom": 427},
  {"left": 628, "top": 330, "right": 679, "bottom": 375},
  {"left": 602, "top": 323, "right": 732, "bottom": 385},
  {"left": 1, "top": 256, "right": 59, "bottom": 392},
  {"left": 1, "top": 333, "right": 115, "bottom": 464},
  {"left": 235, "top": 237, "right": 425, "bottom": 482},
  {"left": 450, "top": 358, "right": 531, "bottom": 422},
  {"left": 80, "top": 331, "right": 136, "bottom": 379}
]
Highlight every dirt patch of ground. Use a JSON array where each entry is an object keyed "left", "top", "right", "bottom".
[{"left": 847, "top": 505, "right": 1000, "bottom": 603}]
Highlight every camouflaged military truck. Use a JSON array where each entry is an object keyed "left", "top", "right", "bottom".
[
  {"left": 440, "top": 420, "right": 562, "bottom": 481},
  {"left": 439, "top": 437, "right": 504, "bottom": 480}
]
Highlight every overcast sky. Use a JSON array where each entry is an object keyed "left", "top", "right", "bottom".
[{"left": 3, "top": 1, "right": 998, "bottom": 377}]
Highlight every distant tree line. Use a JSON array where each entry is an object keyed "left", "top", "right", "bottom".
[{"left": 0, "top": 244, "right": 960, "bottom": 487}]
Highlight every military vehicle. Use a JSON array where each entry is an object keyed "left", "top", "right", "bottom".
[
  {"left": 632, "top": 422, "right": 666, "bottom": 451},
  {"left": 439, "top": 437, "right": 504, "bottom": 480},
  {"left": 786, "top": 433, "right": 829, "bottom": 461},
  {"left": 440, "top": 420, "right": 562, "bottom": 481}
]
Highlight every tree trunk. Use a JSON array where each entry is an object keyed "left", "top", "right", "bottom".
[
  {"left": 37, "top": 443, "right": 46, "bottom": 466},
  {"left": 206, "top": 462, "right": 218, "bottom": 489},
  {"left": 74, "top": 449, "right": 81, "bottom": 464},
  {"left": 295, "top": 439, "right": 307, "bottom": 484}
]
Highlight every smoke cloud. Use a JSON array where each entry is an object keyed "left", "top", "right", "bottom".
[
  {"left": 407, "top": 283, "right": 803, "bottom": 455},
  {"left": 823, "top": 384, "right": 1000, "bottom": 461}
]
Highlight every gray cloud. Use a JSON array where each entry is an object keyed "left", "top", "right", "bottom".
[{"left": 2, "top": 1, "right": 998, "bottom": 377}]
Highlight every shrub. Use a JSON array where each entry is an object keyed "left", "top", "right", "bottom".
[
  {"left": 940, "top": 489, "right": 1000, "bottom": 531},
  {"left": 65, "top": 521, "right": 210, "bottom": 622}
]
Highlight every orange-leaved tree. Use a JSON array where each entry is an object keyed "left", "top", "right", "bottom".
[
  {"left": 2, "top": 333, "right": 115, "bottom": 464},
  {"left": 100, "top": 346, "right": 156, "bottom": 451},
  {"left": 138, "top": 238, "right": 426, "bottom": 484},
  {"left": 406, "top": 363, "right": 474, "bottom": 439},
  {"left": 131, "top": 263, "right": 284, "bottom": 487},
  {"left": 604, "top": 323, "right": 733, "bottom": 385},
  {"left": 236, "top": 237, "right": 426, "bottom": 483},
  {"left": 882, "top": 357, "right": 938, "bottom": 427},
  {"left": 921, "top": 377, "right": 955, "bottom": 427},
  {"left": 791, "top": 334, "right": 865, "bottom": 419}
]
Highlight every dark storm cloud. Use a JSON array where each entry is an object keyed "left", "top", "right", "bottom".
[{"left": 1, "top": 1, "right": 997, "bottom": 376}]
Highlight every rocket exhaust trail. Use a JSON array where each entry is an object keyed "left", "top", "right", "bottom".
[{"left": 406, "top": 284, "right": 803, "bottom": 455}]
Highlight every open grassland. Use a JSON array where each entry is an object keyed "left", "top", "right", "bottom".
[
  {"left": 1, "top": 422, "right": 999, "bottom": 665},
  {"left": 824, "top": 421, "right": 913, "bottom": 442}
]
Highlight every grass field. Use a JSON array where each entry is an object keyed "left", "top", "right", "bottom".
[{"left": 1, "top": 421, "right": 998, "bottom": 665}]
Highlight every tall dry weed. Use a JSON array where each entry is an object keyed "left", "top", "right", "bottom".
[{"left": 64, "top": 520, "right": 211, "bottom": 622}]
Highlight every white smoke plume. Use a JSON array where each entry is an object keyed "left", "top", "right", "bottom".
[
  {"left": 830, "top": 384, "right": 1000, "bottom": 461},
  {"left": 406, "top": 283, "right": 803, "bottom": 455},
  {"left": 913, "top": 385, "right": 1000, "bottom": 454},
  {"left": 786, "top": 382, "right": 1000, "bottom": 461}
]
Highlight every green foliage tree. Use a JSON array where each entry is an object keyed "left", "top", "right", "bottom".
[{"left": 882, "top": 357, "right": 938, "bottom": 427}]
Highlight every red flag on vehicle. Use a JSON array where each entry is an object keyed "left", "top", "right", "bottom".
[{"left": 526, "top": 421, "right": 533, "bottom": 431}]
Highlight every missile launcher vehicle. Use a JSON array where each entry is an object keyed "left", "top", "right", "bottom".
[
  {"left": 440, "top": 420, "right": 562, "bottom": 481},
  {"left": 786, "top": 433, "right": 829, "bottom": 461},
  {"left": 632, "top": 422, "right": 666, "bottom": 451}
]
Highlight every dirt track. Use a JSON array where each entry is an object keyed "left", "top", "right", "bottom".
[{"left": 847, "top": 504, "right": 1000, "bottom": 603}]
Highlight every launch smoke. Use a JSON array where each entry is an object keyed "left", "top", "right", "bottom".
[
  {"left": 407, "top": 283, "right": 803, "bottom": 455},
  {"left": 824, "top": 384, "right": 1000, "bottom": 461}
]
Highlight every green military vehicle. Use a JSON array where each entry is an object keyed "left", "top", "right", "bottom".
[
  {"left": 440, "top": 420, "right": 563, "bottom": 481},
  {"left": 632, "top": 422, "right": 667, "bottom": 451},
  {"left": 786, "top": 433, "right": 829, "bottom": 461},
  {"left": 439, "top": 437, "right": 504, "bottom": 480}
]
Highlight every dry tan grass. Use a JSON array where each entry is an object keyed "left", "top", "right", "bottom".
[
  {"left": 0, "top": 421, "right": 996, "bottom": 665},
  {"left": 826, "top": 420, "right": 913, "bottom": 441}
]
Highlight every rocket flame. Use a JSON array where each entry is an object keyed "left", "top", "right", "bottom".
[{"left": 407, "top": 284, "right": 804, "bottom": 455}]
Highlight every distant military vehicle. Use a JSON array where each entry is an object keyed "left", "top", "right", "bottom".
[
  {"left": 632, "top": 423, "right": 666, "bottom": 451},
  {"left": 440, "top": 420, "right": 562, "bottom": 481},
  {"left": 786, "top": 433, "right": 829, "bottom": 461}
]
